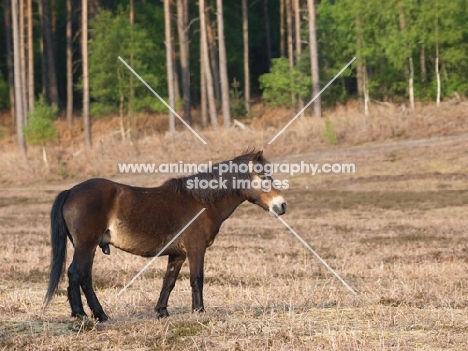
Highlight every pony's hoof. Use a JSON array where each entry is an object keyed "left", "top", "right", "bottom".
[
  {"left": 193, "top": 307, "right": 205, "bottom": 314},
  {"left": 96, "top": 313, "right": 109, "bottom": 322},
  {"left": 155, "top": 307, "right": 170, "bottom": 318}
]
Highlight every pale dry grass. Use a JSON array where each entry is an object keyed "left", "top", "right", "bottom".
[
  {"left": 0, "top": 102, "right": 467, "bottom": 349},
  {"left": 1, "top": 127, "right": 468, "bottom": 349}
]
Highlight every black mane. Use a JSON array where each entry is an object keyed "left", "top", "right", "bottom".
[{"left": 164, "top": 150, "right": 268, "bottom": 204}]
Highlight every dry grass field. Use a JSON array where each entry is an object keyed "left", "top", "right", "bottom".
[{"left": 1, "top": 103, "right": 468, "bottom": 350}]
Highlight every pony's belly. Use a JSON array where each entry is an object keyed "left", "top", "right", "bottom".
[
  {"left": 106, "top": 220, "right": 178, "bottom": 257},
  {"left": 107, "top": 222, "right": 155, "bottom": 256}
]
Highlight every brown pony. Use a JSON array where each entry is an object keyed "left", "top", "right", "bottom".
[{"left": 44, "top": 150, "right": 287, "bottom": 321}]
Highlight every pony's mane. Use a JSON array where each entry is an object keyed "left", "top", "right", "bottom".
[{"left": 164, "top": 149, "right": 268, "bottom": 204}]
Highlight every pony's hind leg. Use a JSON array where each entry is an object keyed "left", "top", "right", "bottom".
[
  {"left": 67, "top": 252, "right": 87, "bottom": 319},
  {"left": 155, "top": 254, "right": 186, "bottom": 318},
  {"left": 79, "top": 249, "right": 108, "bottom": 322},
  {"left": 68, "top": 247, "right": 108, "bottom": 322}
]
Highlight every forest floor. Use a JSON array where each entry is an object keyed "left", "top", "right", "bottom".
[{"left": 1, "top": 101, "right": 468, "bottom": 349}]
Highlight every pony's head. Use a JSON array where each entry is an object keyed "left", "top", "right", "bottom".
[
  {"left": 242, "top": 150, "right": 288, "bottom": 217},
  {"left": 164, "top": 149, "right": 288, "bottom": 216}
]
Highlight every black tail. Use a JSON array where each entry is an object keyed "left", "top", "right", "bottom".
[{"left": 44, "top": 189, "right": 71, "bottom": 307}]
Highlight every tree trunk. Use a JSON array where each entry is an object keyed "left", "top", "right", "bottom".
[
  {"left": 66, "top": 0, "right": 73, "bottom": 127},
  {"left": 409, "top": 57, "right": 414, "bottom": 109},
  {"left": 293, "top": 0, "right": 303, "bottom": 109},
  {"left": 51, "top": 0, "right": 56, "bottom": 38},
  {"left": 293, "top": 0, "right": 301, "bottom": 59},
  {"left": 242, "top": 0, "right": 250, "bottom": 115},
  {"left": 172, "top": 38, "right": 181, "bottom": 102},
  {"left": 355, "top": 16, "right": 363, "bottom": 98},
  {"left": 420, "top": 45, "right": 426, "bottom": 83},
  {"left": 307, "top": 0, "right": 321, "bottom": 119},
  {"left": 200, "top": 38, "right": 208, "bottom": 128},
  {"left": 286, "top": 0, "right": 294, "bottom": 106},
  {"left": 118, "top": 68, "right": 126, "bottom": 142},
  {"left": 199, "top": 0, "right": 218, "bottom": 130},
  {"left": 217, "top": 0, "right": 231, "bottom": 127},
  {"left": 435, "top": 9, "right": 440, "bottom": 106},
  {"left": 399, "top": 6, "right": 414, "bottom": 110},
  {"left": 171, "top": 2, "right": 181, "bottom": 104},
  {"left": 356, "top": 60, "right": 365, "bottom": 113},
  {"left": 164, "top": 0, "right": 176, "bottom": 132},
  {"left": 82, "top": 0, "right": 92, "bottom": 148},
  {"left": 206, "top": 13, "right": 221, "bottom": 102},
  {"left": 263, "top": 0, "right": 272, "bottom": 68},
  {"left": 280, "top": 0, "right": 285, "bottom": 57},
  {"left": 42, "top": 145, "right": 49, "bottom": 169},
  {"left": 355, "top": 15, "right": 365, "bottom": 112},
  {"left": 49, "top": 0, "right": 58, "bottom": 106},
  {"left": 119, "top": 93, "right": 125, "bottom": 141},
  {"left": 177, "top": 0, "right": 191, "bottom": 124},
  {"left": 38, "top": 0, "right": 48, "bottom": 102},
  {"left": 363, "top": 65, "right": 370, "bottom": 116},
  {"left": 356, "top": 60, "right": 363, "bottom": 97},
  {"left": 19, "top": 0, "right": 27, "bottom": 119},
  {"left": 12, "top": 0, "right": 27, "bottom": 154},
  {"left": 436, "top": 57, "right": 440, "bottom": 106},
  {"left": 27, "top": 0, "right": 34, "bottom": 113},
  {"left": 5, "top": 0, "right": 15, "bottom": 123},
  {"left": 41, "top": 0, "right": 59, "bottom": 106},
  {"left": 129, "top": 0, "right": 134, "bottom": 119}
]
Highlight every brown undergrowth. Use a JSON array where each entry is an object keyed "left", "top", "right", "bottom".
[{"left": 0, "top": 101, "right": 467, "bottom": 185}]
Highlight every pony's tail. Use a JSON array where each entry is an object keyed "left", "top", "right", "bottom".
[{"left": 44, "top": 189, "right": 71, "bottom": 307}]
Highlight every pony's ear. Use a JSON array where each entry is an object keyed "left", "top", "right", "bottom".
[{"left": 253, "top": 150, "right": 264, "bottom": 162}]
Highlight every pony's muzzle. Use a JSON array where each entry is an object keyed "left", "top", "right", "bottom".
[{"left": 270, "top": 201, "right": 287, "bottom": 216}]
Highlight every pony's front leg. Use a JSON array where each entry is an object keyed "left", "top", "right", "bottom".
[
  {"left": 187, "top": 247, "right": 206, "bottom": 313},
  {"left": 155, "top": 254, "right": 186, "bottom": 318}
]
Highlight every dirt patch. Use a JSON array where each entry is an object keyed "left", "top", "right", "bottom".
[
  {"left": 288, "top": 189, "right": 468, "bottom": 212},
  {"left": 0, "top": 320, "right": 76, "bottom": 343},
  {"left": 383, "top": 249, "right": 468, "bottom": 264}
]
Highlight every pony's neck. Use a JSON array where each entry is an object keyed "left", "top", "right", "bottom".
[{"left": 209, "top": 192, "right": 247, "bottom": 224}]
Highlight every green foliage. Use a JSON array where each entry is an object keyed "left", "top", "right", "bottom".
[
  {"left": 259, "top": 58, "right": 310, "bottom": 108},
  {"left": 23, "top": 97, "right": 58, "bottom": 146},
  {"left": 322, "top": 117, "right": 338, "bottom": 146},
  {"left": 230, "top": 78, "right": 247, "bottom": 118},
  {"left": 131, "top": 96, "right": 169, "bottom": 114},
  {"left": 316, "top": 0, "right": 468, "bottom": 102},
  {"left": 90, "top": 103, "right": 118, "bottom": 118},
  {"left": 84, "top": 7, "right": 166, "bottom": 117},
  {"left": 0, "top": 73, "right": 10, "bottom": 109},
  {"left": 5, "top": 0, "right": 468, "bottom": 127}
]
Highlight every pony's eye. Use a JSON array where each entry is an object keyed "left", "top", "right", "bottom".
[{"left": 261, "top": 175, "right": 273, "bottom": 181}]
